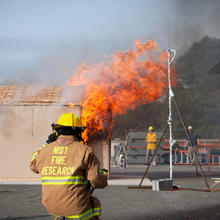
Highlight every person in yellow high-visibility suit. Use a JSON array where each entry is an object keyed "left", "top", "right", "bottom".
[{"left": 146, "top": 126, "right": 157, "bottom": 165}]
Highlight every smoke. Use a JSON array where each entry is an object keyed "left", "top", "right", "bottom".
[
  {"left": 1, "top": 37, "right": 138, "bottom": 87},
  {"left": 0, "top": 107, "right": 17, "bottom": 138},
  {"left": 59, "top": 85, "right": 85, "bottom": 105},
  {"left": 169, "top": 0, "right": 220, "bottom": 53},
  {"left": 1, "top": 0, "right": 220, "bottom": 85},
  {"left": 1, "top": 40, "right": 100, "bottom": 86}
]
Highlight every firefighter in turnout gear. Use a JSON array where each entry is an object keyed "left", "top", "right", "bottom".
[{"left": 30, "top": 113, "right": 108, "bottom": 220}]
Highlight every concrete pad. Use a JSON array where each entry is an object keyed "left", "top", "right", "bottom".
[
  {"left": 108, "top": 178, "right": 151, "bottom": 186},
  {"left": 0, "top": 180, "right": 41, "bottom": 185},
  {"left": 0, "top": 178, "right": 152, "bottom": 186},
  {"left": 1, "top": 184, "right": 220, "bottom": 220},
  {"left": 1, "top": 166, "right": 220, "bottom": 219}
]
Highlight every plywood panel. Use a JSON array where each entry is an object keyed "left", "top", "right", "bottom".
[{"left": 90, "top": 140, "right": 110, "bottom": 171}]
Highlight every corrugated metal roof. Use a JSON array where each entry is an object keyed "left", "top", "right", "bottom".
[{"left": 0, "top": 85, "right": 83, "bottom": 106}]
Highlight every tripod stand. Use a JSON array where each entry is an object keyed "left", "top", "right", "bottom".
[{"left": 138, "top": 49, "right": 211, "bottom": 191}]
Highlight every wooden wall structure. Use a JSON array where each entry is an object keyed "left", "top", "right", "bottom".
[{"left": 0, "top": 85, "right": 109, "bottom": 180}]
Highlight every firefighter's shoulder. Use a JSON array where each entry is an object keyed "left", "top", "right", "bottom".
[{"left": 72, "top": 141, "right": 93, "bottom": 153}]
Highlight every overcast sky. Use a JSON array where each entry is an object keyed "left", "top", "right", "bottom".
[{"left": 0, "top": 0, "right": 220, "bottom": 85}]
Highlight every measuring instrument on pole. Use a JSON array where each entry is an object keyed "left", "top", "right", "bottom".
[{"left": 166, "top": 48, "right": 176, "bottom": 180}]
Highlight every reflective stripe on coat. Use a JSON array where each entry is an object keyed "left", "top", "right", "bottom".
[{"left": 30, "top": 135, "right": 107, "bottom": 218}]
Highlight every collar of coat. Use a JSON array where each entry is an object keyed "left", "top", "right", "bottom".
[{"left": 56, "top": 135, "right": 79, "bottom": 145}]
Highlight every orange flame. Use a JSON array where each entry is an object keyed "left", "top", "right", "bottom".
[{"left": 68, "top": 40, "right": 176, "bottom": 142}]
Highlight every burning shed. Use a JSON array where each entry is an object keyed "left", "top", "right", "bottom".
[
  {"left": 0, "top": 85, "right": 109, "bottom": 180},
  {"left": 0, "top": 40, "right": 176, "bottom": 180}
]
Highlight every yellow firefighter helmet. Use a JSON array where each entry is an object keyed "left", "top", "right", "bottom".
[
  {"left": 53, "top": 113, "right": 85, "bottom": 130},
  {"left": 148, "top": 126, "right": 154, "bottom": 131}
]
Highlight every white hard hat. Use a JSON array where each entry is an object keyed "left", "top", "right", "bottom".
[{"left": 188, "top": 125, "right": 193, "bottom": 130}]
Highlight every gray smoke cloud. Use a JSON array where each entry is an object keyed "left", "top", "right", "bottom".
[
  {"left": 2, "top": 37, "right": 124, "bottom": 86},
  {"left": 1, "top": 0, "right": 220, "bottom": 85},
  {"left": 169, "top": 0, "right": 220, "bottom": 53}
]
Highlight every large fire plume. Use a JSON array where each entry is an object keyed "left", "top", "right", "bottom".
[{"left": 68, "top": 40, "right": 176, "bottom": 142}]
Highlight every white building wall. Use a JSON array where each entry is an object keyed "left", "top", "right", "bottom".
[
  {"left": 0, "top": 105, "right": 109, "bottom": 179},
  {"left": 0, "top": 105, "right": 80, "bottom": 178}
]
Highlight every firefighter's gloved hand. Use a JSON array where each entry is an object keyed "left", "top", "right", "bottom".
[{"left": 102, "top": 169, "right": 108, "bottom": 173}]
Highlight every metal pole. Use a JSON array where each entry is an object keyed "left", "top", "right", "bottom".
[
  {"left": 166, "top": 49, "right": 176, "bottom": 180},
  {"left": 139, "top": 124, "right": 168, "bottom": 188}
]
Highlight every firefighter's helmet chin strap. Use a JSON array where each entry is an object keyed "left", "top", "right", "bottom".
[{"left": 51, "top": 123, "right": 55, "bottom": 131}]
